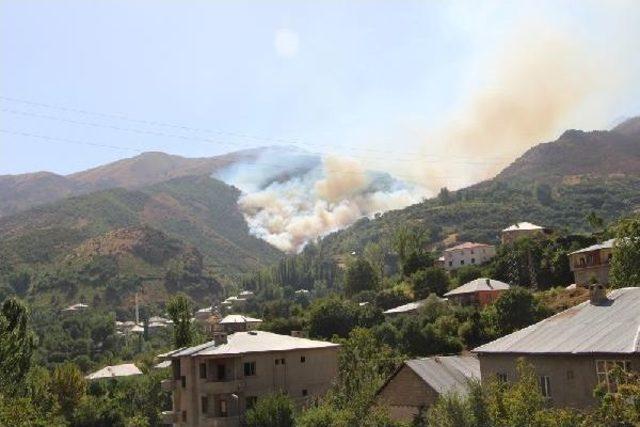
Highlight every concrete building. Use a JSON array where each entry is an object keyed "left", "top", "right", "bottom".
[
  {"left": 445, "top": 278, "right": 510, "bottom": 307},
  {"left": 474, "top": 285, "right": 640, "bottom": 408},
  {"left": 160, "top": 331, "right": 339, "bottom": 426},
  {"left": 442, "top": 242, "right": 496, "bottom": 271},
  {"left": 569, "top": 239, "right": 615, "bottom": 287},
  {"left": 218, "top": 315, "right": 262, "bottom": 333},
  {"left": 375, "top": 356, "right": 480, "bottom": 422},
  {"left": 501, "top": 222, "right": 549, "bottom": 245}
]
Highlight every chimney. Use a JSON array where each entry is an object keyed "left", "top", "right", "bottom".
[
  {"left": 589, "top": 283, "right": 608, "bottom": 305},
  {"left": 485, "top": 278, "right": 492, "bottom": 289},
  {"left": 213, "top": 332, "right": 227, "bottom": 345}
]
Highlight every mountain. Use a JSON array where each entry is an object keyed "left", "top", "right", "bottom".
[
  {"left": 317, "top": 117, "right": 640, "bottom": 256},
  {"left": 0, "top": 175, "right": 282, "bottom": 275},
  {"left": 0, "top": 148, "right": 267, "bottom": 217}
]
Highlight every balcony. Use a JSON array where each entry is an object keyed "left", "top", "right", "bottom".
[
  {"left": 161, "top": 410, "right": 178, "bottom": 425},
  {"left": 161, "top": 379, "right": 177, "bottom": 392},
  {"left": 202, "top": 379, "right": 246, "bottom": 394}
]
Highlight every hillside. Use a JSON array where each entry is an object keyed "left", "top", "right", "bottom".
[
  {"left": 0, "top": 148, "right": 267, "bottom": 217},
  {"left": 317, "top": 117, "right": 640, "bottom": 256},
  {"left": 0, "top": 175, "right": 282, "bottom": 275}
]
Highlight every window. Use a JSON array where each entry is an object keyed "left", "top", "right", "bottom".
[
  {"left": 596, "top": 360, "right": 630, "bottom": 392},
  {"left": 302, "top": 389, "right": 308, "bottom": 397},
  {"left": 539, "top": 376, "right": 551, "bottom": 398},
  {"left": 244, "top": 361, "right": 256, "bottom": 376},
  {"left": 181, "top": 411, "right": 187, "bottom": 422},
  {"left": 301, "top": 356, "right": 306, "bottom": 363},
  {"left": 448, "top": 261, "right": 453, "bottom": 267},
  {"left": 181, "top": 376, "right": 186, "bottom": 388},
  {"left": 567, "top": 370, "right": 574, "bottom": 380},
  {"left": 471, "top": 258, "right": 476, "bottom": 264},
  {"left": 172, "top": 360, "right": 181, "bottom": 380},
  {"left": 275, "top": 358, "right": 285, "bottom": 365},
  {"left": 460, "top": 260, "right": 465, "bottom": 265},
  {"left": 219, "top": 399, "right": 228, "bottom": 417},
  {"left": 470, "top": 249, "right": 474, "bottom": 254},
  {"left": 199, "top": 363, "right": 207, "bottom": 379},
  {"left": 217, "top": 364, "right": 226, "bottom": 381},
  {"left": 246, "top": 396, "right": 258, "bottom": 410},
  {"left": 496, "top": 373, "right": 508, "bottom": 382},
  {"left": 201, "top": 396, "right": 209, "bottom": 414}
]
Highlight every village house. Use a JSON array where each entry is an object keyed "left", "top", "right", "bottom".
[
  {"left": 375, "top": 356, "right": 480, "bottom": 423},
  {"left": 444, "top": 278, "right": 510, "bottom": 307},
  {"left": 159, "top": 331, "right": 339, "bottom": 427},
  {"left": 569, "top": 239, "right": 615, "bottom": 287},
  {"left": 218, "top": 314, "right": 262, "bottom": 333},
  {"left": 501, "top": 222, "right": 549, "bottom": 245},
  {"left": 474, "top": 285, "right": 640, "bottom": 408},
  {"left": 442, "top": 242, "right": 496, "bottom": 271}
]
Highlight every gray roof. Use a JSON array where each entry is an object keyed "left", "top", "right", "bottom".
[
  {"left": 219, "top": 314, "right": 262, "bottom": 324},
  {"left": 502, "top": 222, "right": 544, "bottom": 232},
  {"left": 160, "top": 331, "right": 339, "bottom": 359},
  {"left": 569, "top": 238, "right": 615, "bottom": 255},
  {"left": 445, "top": 278, "right": 509, "bottom": 297},
  {"left": 405, "top": 356, "right": 480, "bottom": 395},
  {"left": 86, "top": 363, "right": 142, "bottom": 380},
  {"left": 383, "top": 299, "right": 428, "bottom": 314},
  {"left": 474, "top": 287, "right": 640, "bottom": 355}
]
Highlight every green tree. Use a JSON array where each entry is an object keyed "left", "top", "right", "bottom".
[
  {"left": 50, "top": 362, "right": 86, "bottom": 420},
  {"left": 456, "top": 265, "right": 483, "bottom": 285},
  {"left": 0, "top": 297, "right": 36, "bottom": 395},
  {"left": 166, "top": 294, "right": 193, "bottom": 348},
  {"left": 344, "top": 258, "right": 379, "bottom": 297},
  {"left": 411, "top": 267, "right": 450, "bottom": 299},
  {"left": 486, "top": 287, "right": 547, "bottom": 336},
  {"left": 307, "top": 296, "right": 358, "bottom": 339},
  {"left": 245, "top": 392, "right": 295, "bottom": 427},
  {"left": 610, "top": 217, "right": 640, "bottom": 288},
  {"left": 364, "top": 242, "right": 386, "bottom": 281},
  {"left": 586, "top": 211, "right": 604, "bottom": 232}
]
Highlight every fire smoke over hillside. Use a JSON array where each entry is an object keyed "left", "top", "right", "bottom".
[{"left": 215, "top": 148, "right": 420, "bottom": 252}]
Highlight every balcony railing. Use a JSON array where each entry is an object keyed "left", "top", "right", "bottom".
[
  {"left": 201, "top": 379, "right": 246, "bottom": 394},
  {"left": 203, "top": 415, "right": 241, "bottom": 427}
]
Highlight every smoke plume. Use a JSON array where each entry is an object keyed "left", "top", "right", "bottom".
[{"left": 215, "top": 148, "right": 420, "bottom": 252}]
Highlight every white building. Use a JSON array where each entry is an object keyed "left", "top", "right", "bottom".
[{"left": 442, "top": 242, "right": 496, "bottom": 271}]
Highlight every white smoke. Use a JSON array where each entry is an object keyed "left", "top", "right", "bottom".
[{"left": 214, "top": 147, "right": 421, "bottom": 252}]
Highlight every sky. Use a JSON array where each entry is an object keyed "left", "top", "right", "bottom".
[{"left": 1, "top": 0, "right": 640, "bottom": 190}]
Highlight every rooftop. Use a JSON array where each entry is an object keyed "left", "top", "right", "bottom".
[
  {"left": 474, "top": 287, "right": 640, "bottom": 355},
  {"left": 502, "top": 222, "right": 544, "bottom": 232},
  {"left": 383, "top": 299, "right": 427, "bottom": 315},
  {"left": 445, "top": 242, "right": 493, "bottom": 251},
  {"left": 86, "top": 363, "right": 142, "bottom": 380},
  {"left": 160, "top": 331, "right": 339, "bottom": 359},
  {"left": 404, "top": 356, "right": 480, "bottom": 395},
  {"left": 219, "top": 314, "right": 263, "bottom": 324},
  {"left": 445, "top": 278, "right": 510, "bottom": 297},
  {"left": 569, "top": 238, "right": 616, "bottom": 255}
]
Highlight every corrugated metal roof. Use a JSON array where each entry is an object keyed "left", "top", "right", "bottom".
[
  {"left": 502, "top": 222, "right": 544, "bottom": 232},
  {"left": 474, "top": 287, "right": 640, "bottom": 355},
  {"left": 219, "top": 314, "right": 263, "bottom": 324},
  {"left": 161, "top": 331, "right": 339, "bottom": 359},
  {"left": 445, "top": 278, "right": 510, "bottom": 297},
  {"left": 569, "top": 239, "right": 615, "bottom": 255},
  {"left": 86, "top": 363, "right": 142, "bottom": 380},
  {"left": 383, "top": 299, "right": 427, "bottom": 314},
  {"left": 445, "top": 242, "right": 493, "bottom": 252},
  {"left": 406, "top": 356, "right": 480, "bottom": 395}
]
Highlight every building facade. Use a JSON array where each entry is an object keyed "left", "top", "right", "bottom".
[
  {"left": 160, "top": 331, "right": 339, "bottom": 427},
  {"left": 569, "top": 239, "right": 614, "bottom": 287},
  {"left": 444, "top": 278, "right": 510, "bottom": 307},
  {"left": 375, "top": 356, "right": 480, "bottom": 422},
  {"left": 474, "top": 285, "right": 640, "bottom": 408},
  {"left": 442, "top": 242, "right": 496, "bottom": 271}
]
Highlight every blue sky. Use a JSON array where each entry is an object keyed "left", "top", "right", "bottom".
[{"left": 1, "top": 0, "right": 639, "bottom": 186}]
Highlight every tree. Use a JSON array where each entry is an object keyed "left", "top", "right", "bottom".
[
  {"left": 344, "top": 258, "right": 379, "bottom": 297},
  {"left": 486, "top": 287, "right": 547, "bottom": 336},
  {"left": 438, "top": 187, "right": 452, "bottom": 205},
  {"left": 456, "top": 265, "right": 482, "bottom": 285},
  {"left": 402, "top": 251, "right": 434, "bottom": 277},
  {"left": 411, "top": 267, "right": 450, "bottom": 299},
  {"left": 534, "top": 183, "right": 553, "bottom": 206},
  {"left": 586, "top": 211, "right": 604, "bottom": 232},
  {"left": 166, "top": 294, "right": 193, "bottom": 348},
  {"left": 50, "top": 362, "right": 86, "bottom": 420},
  {"left": 0, "top": 297, "right": 36, "bottom": 395},
  {"left": 364, "top": 242, "right": 386, "bottom": 281},
  {"left": 245, "top": 392, "right": 295, "bottom": 427},
  {"left": 307, "top": 296, "right": 358, "bottom": 339},
  {"left": 610, "top": 217, "right": 640, "bottom": 288}
]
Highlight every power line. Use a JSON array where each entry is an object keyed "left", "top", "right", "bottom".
[
  {"left": 0, "top": 95, "right": 519, "bottom": 163},
  {"left": 0, "top": 128, "right": 475, "bottom": 184}
]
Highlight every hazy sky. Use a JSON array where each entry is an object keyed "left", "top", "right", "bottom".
[{"left": 2, "top": 0, "right": 639, "bottom": 188}]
